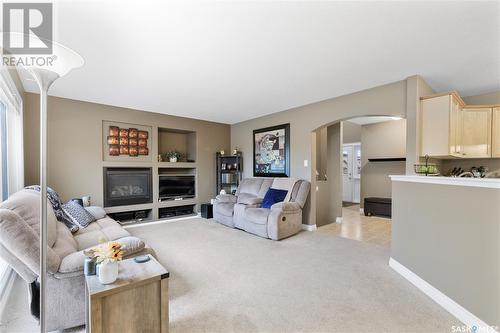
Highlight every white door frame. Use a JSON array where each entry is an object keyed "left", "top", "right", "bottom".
[{"left": 342, "top": 142, "right": 361, "bottom": 204}]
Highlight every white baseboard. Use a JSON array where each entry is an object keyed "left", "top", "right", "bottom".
[
  {"left": 335, "top": 217, "right": 343, "bottom": 224},
  {"left": 389, "top": 258, "right": 497, "bottom": 333},
  {"left": 301, "top": 224, "right": 317, "bottom": 231},
  {"left": 124, "top": 213, "right": 201, "bottom": 229}
]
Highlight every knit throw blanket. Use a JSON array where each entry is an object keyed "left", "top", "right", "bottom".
[{"left": 25, "top": 185, "right": 79, "bottom": 233}]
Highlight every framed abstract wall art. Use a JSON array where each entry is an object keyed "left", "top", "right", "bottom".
[{"left": 253, "top": 123, "right": 290, "bottom": 177}]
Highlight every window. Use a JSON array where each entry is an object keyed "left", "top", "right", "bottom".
[
  {"left": 0, "top": 102, "right": 7, "bottom": 200},
  {"left": 0, "top": 68, "right": 23, "bottom": 296},
  {"left": 0, "top": 99, "right": 9, "bottom": 301},
  {"left": 0, "top": 102, "right": 8, "bottom": 293}
]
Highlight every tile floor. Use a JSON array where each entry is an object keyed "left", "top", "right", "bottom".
[{"left": 318, "top": 203, "right": 392, "bottom": 247}]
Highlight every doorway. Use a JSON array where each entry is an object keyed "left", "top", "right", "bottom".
[
  {"left": 312, "top": 116, "right": 407, "bottom": 246},
  {"left": 342, "top": 142, "right": 361, "bottom": 204}
]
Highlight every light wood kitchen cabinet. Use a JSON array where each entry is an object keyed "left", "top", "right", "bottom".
[
  {"left": 493, "top": 107, "right": 500, "bottom": 157},
  {"left": 421, "top": 93, "right": 464, "bottom": 157},
  {"left": 460, "top": 107, "right": 492, "bottom": 158},
  {"left": 449, "top": 96, "right": 463, "bottom": 156},
  {"left": 421, "top": 91, "right": 500, "bottom": 159}
]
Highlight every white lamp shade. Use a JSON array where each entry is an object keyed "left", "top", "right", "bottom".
[{"left": 2, "top": 32, "right": 84, "bottom": 78}]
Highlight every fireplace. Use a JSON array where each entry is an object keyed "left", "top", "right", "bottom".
[{"left": 103, "top": 168, "right": 152, "bottom": 207}]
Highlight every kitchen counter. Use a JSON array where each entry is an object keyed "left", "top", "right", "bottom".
[
  {"left": 390, "top": 175, "right": 500, "bottom": 188},
  {"left": 390, "top": 175, "right": 500, "bottom": 330}
]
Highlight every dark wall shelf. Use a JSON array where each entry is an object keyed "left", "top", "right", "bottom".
[
  {"left": 368, "top": 157, "right": 406, "bottom": 162},
  {"left": 216, "top": 152, "right": 242, "bottom": 195}
]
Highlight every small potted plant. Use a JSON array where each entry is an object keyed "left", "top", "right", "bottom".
[
  {"left": 165, "top": 151, "right": 181, "bottom": 163},
  {"left": 85, "top": 241, "right": 124, "bottom": 284}
]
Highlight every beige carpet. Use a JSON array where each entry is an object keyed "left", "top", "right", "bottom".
[
  {"left": 0, "top": 217, "right": 459, "bottom": 332},
  {"left": 127, "top": 217, "right": 459, "bottom": 333}
]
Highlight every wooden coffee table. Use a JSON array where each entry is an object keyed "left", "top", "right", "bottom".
[{"left": 85, "top": 255, "right": 169, "bottom": 333}]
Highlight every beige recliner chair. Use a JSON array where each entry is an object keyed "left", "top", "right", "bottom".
[
  {"left": 213, "top": 178, "right": 310, "bottom": 240},
  {"left": 0, "top": 189, "right": 154, "bottom": 331}
]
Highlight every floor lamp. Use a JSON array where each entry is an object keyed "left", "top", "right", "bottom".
[{"left": 14, "top": 34, "right": 84, "bottom": 332}]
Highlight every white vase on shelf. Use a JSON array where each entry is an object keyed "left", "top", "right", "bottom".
[
  {"left": 169, "top": 156, "right": 177, "bottom": 163},
  {"left": 98, "top": 261, "right": 118, "bottom": 284}
]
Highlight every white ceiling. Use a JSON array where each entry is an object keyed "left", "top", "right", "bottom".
[{"left": 18, "top": 0, "right": 500, "bottom": 124}]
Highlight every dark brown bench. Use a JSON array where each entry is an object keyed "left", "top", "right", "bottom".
[{"left": 364, "top": 197, "right": 392, "bottom": 218}]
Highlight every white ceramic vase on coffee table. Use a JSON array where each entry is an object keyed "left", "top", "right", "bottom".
[{"left": 98, "top": 261, "right": 118, "bottom": 284}]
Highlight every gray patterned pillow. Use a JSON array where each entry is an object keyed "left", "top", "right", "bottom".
[
  {"left": 25, "top": 185, "right": 79, "bottom": 233},
  {"left": 62, "top": 201, "right": 96, "bottom": 228}
]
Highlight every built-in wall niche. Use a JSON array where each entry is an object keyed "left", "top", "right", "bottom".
[
  {"left": 158, "top": 205, "right": 195, "bottom": 219},
  {"left": 158, "top": 167, "right": 196, "bottom": 175},
  {"left": 108, "top": 209, "right": 153, "bottom": 226},
  {"left": 158, "top": 127, "right": 196, "bottom": 162}
]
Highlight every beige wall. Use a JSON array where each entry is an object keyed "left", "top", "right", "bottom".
[
  {"left": 24, "top": 79, "right": 495, "bottom": 224},
  {"left": 158, "top": 130, "right": 197, "bottom": 161},
  {"left": 342, "top": 121, "right": 361, "bottom": 144},
  {"left": 360, "top": 119, "right": 406, "bottom": 206},
  {"left": 231, "top": 80, "right": 407, "bottom": 181},
  {"left": 313, "top": 123, "right": 343, "bottom": 226},
  {"left": 314, "top": 127, "right": 328, "bottom": 181},
  {"left": 231, "top": 79, "right": 407, "bottom": 225},
  {"left": 23, "top": 93, "right": 230, "bottom": 215},
  {"left": 325, "top": 123, "right": 342, "bottom": 225},
  {"left": 406, "top": 76, "right": 435, "bottom": 173},
  {"left": 392, "top": 181, "right": 500, "bottom": 327}
]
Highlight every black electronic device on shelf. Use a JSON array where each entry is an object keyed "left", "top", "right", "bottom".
[{"left": 158, "top": 175, "right": 195, "bottom": 200}]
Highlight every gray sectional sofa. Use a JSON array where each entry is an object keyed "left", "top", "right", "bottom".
[
  {"left": 0, "top": 189, "right": 154, "bottom": 331},
  {"left": 213, "top": 177, "right": 310, "bottom": 240}
]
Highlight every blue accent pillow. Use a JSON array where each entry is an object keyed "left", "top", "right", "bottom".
[{"left": 261, "top": 188, "right": 288, "bottom": 209}]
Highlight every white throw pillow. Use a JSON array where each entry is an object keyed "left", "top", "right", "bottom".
[{"left": 84, "top": 206, "right": 107, "bottom": 220}]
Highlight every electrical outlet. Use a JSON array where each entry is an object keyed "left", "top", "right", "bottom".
[{"left": 303, "top": 159, "right": 308, "bottom": 167}]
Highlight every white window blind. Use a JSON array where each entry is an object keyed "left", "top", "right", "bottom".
[
  {"left": 0, "top": 102, "right": 7, "bottom": 199},
  {"left": 0, "top": 67, "right": 23, "bottom": 295},
  {"left": 0, "top": 67, "right": 23, "bottom": 200}
]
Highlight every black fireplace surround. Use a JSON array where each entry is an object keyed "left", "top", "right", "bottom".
[{"left": 103, "top": 168, "right": 152, "bottom": 207}]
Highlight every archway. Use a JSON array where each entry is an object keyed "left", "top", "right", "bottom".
[{"left": 310, "top": 115, "right": 407, "bottom": 231}]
